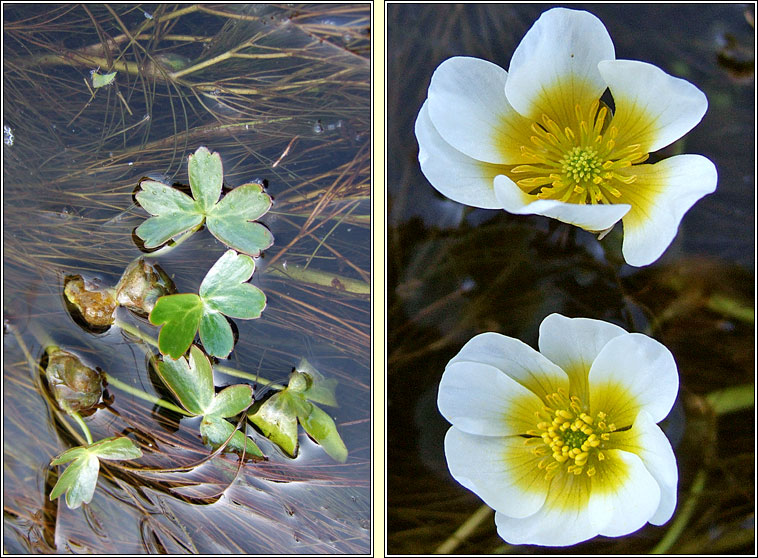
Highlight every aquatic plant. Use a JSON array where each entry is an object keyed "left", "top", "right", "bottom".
[
  {"left": 415, "top": 7, "right": 717, "bottom": 266},
  {"left": 438, "top": 313, "right": 679, "bottom": 546}
]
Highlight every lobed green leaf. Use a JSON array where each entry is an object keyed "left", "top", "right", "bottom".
[
  {"left": 206, "top": 384, "right": 253, "bottom": 418},
  {"left": 155, "top": 345, "right": 215, "bottom": 415},
  {"left": 50, "top": 453, "right": 100, "bottom": 509},
  {"left": 150, "top": 293, "right": 204, "bottom": 359},
  {"left": 136, "top": 213, "right": 204, "bottom": 249},
  {"left": 200, "top": 415, "right": 264, "bottom": 457},
  {"left": 206, "top": 216, "right": 274, "bottom": 258},
  {"left": 89, "top": 436, "right": 143, "bottom": 461},
  {"left": 248, "top": 392, "right": 300, "bottom": 457},
  {"left": 197, "top": 310, "right": 234, "bottom": 359},
  {"left": 298, "top": 404, "right": 348, "bottom": 463},
  {"left": 188, "top": 146, "right": 223, "bottom": 212}
]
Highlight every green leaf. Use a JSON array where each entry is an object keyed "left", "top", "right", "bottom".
[
  {"left": 149, "top": 250, "right": 266, "bottom": 358},
  {"left": 199, "top": 250, "right": 266, "bottom": 319},
  {"left": 51, "top": 445, "right": 88, "bottom": 466},
  {"left": 298, "top": 404, "right": 348, "bottom": 463},
  {"left": 134, "top": 147, "right": 273, "bottom": 253},
  {"left": 200, "top": 415, "right": 264, "bottom": 457},
  {"left": 92, "top": 71, "right": 116, "bottom": 88},
  {"left": 295, "top": 358, "right": 338, "bottom": 407},
  {"left": 206, "top": 384, "right": 253, "bottom": 418},
  {"left": 150, "top": 294, "right": 204, "bottom": 359},
  {"left": 50, "top": 452, "right": 100, "bottom": 509},
  {"left": 206, "top": 183, "right": 274, "bottom": 257},
  {"left": 248, "top": 392, "right": 300, "bottom": 457},
  {"left": 188, "top": 146, "right": 223, "bottom": 212},
  {"left": 154, "top": 345, "right": 214, "bottom": 415},
  {"left": 89, "top": 437, "right": 143, "bottom": 461},
  {"left": 198, "top": 310, "right": 234, "bottom": 359}
]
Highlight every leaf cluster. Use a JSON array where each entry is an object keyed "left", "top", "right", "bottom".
[
  {"left": 50, "top": 437, "right": 142, "bottom": 509},
  {"left": 154, "top": 345, "right": 263, "bottom": 457},
  {"left": 249, "top": 358, "right": 347, "bottom": 463}
]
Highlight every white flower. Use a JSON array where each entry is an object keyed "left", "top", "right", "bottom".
[
  {"left": 437, "top": 313, "right": 679, "bottom": 546},
  {"left": 415, "top": 7, "right": 717, "bottom": 267}
]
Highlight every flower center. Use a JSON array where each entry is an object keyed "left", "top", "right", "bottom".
[
  {"left": 525, "top": 389, "right": 617, "bottom": 480},
  {"left": 510, "top": 100, "right": 648, "bottom": 205}
]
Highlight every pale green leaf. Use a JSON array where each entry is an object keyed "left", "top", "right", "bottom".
[
  {"left": 295, "top": 358, "right": 338, "bottom": 407},
  {"left": 92, "top": 71, "right": 116, "bottom": 88},
  {"left": 198, "top": 310, "right": 234, "bottom": 358},
  {"left": 248, "top": 392, "right": 300, "bottom": 457},
  {"left": 199, "top": 250, "right": 255, "bottom": 295},
  {"left": 51, "top": 445, "right": 88, "bottom": 466},
  {"left": 200, "top": 415, "right": 264, "bottom": 457},
  {"left": 298, "top": 404, "right": 348, "bottom": 463},
  {"left": 90, "top": 436, "right": 143, "bottom": 461},
  {"left": 135, "top": 180, "right": 198, "bottom": 215},
  {"left": 206, "top": 384, "right": 253, "bottom": 418},
  {"left": 154, "top": 345, "right": 214, "bottom": 415},
  {"left": 188, "top": 146, "right": 222, "bottom": 212},
  {"left": 206, "top": 216, "right": 274, "bottom": 258},
  {"left": 136, "top": 213, "right": 204, "bottom": 249},
  {"left": 50, "top": 453, "right": 100, "bottom": 509}
]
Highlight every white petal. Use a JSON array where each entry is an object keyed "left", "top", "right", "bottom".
[
  {"left": 538, "top": 314, "right": 628, "bottom": 401},
  {"left": 505, "top": 8, "right": 615, "bottom": 122},
  {"left": 619, "top": 154, "right": 718, "bottom": 267},
  {"left": 447, "top": 332, "right": 568, "bottom": 401},
  {"left": 494, "top": 175, "right": 631, "bottom": 230},
  {"left": 589, "top": 333, "right": 679, "bottom": 427},
  {"left": 426, "top": 57, "right": 533, "bottom": 164},
  {"left": 495, "top": 472, "right": 599, "bottom": 546},
  {"left": 438, "top": 361, "right": 545, "bottom": 436},
  {"left": 415, "top": 100, "right": 504, "bottom": 209},
  {"left": 589, "top": 449, "right": 661, "bottom": 538},
  {"left": 444, "top": 427, "right": 549, "bottom": 518},
  {"left": 610, "top": 409, "right": 678, "bottom": 525},
  {"left": 599, "top": 59, "right": 708, "bottom": 153}
]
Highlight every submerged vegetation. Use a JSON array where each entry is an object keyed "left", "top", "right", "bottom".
[{"left": 4, "top": 4, "right": 369, "bottom": 553}]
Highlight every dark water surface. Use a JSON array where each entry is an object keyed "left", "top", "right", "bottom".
[
  {"left": 3, "top": 4, "right": 370, "bottom": 553},
  {"left": 387, "top": 3, "right": 754, "bottom": 554}
]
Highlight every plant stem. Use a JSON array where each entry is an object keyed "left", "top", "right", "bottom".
[
  {"left": 650, "top": 469, "right": 707, "bottom": 554},
  {"left": 103, "top": 372, "right": 191, "bottom": 416},
  {"left": 113, "top": 318, "right": 281, "bottom": 388},
  {"left": 264, "top": 262, "right": 369, "bottom": 295},
  {"left": 213, "top": 364, "right": 285, "bottom": 391},
  {"left": 434, "top": 504, "right": 494, "bottom": 554},
  {"left": 70, "top": 411, "right": 94, "bottom": 445},
  {"left": 706, "top": 383, "right": 754, "bottom": 415}
]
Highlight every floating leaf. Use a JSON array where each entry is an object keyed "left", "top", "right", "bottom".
[
  {"left": 149, "top": 250, "right": 266, "bottom": 358},
  {"left": 49, "top": 437, "right": 142, "bottom": 509},
  {"left": 89, "top": 436, "right": 143, "bottom": 461},
  {"left": 91, "top": 70, "right": 116, "bottom": 88},
  {"left": 205, "top": 384, "right": 253, "bottom": 417},
  {"left": 200, "top": 415, "right": 264, "bottom": 458},
  {"left": 50, "top": 452, "right": 99, "bottom": 509},
  {"left": 134, "top": 146, "right": 273, "bottom": 255},
  {"left": 149, "top": 294, "right": 204, "bottom": 359},
  {"left": 299, "top": 404, "right": 348, "bottom": 463},
  {"left": 248, "top": 362, "right": 347, "bottom": 461},
  {"left": 249, "top": 391, "right": 300, "bottom": 457},
  {"left": 154, "top": 345, "right": 214, "bottom": 415}
]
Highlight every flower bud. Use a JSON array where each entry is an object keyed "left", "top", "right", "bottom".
[
  {"left": 115, "top": 258, "right": 175, "bottom": 317},
  {"left": 63, "top": 276, "right": 117, "bottom": 329}
]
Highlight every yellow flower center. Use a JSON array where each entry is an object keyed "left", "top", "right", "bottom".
[
  {"left": 510, "top": 100, "right": 648, "bottom": 205},
  {"left": 525, "top": 389, "right": 617, "bottom": 480}
]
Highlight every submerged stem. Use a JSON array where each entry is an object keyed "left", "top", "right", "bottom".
[
  {"left": 434, "top": 504, "right": 494, "bottom": 554},
  {"left": 706, "top": 384, "right": 754, "bottom": 415},
  {"left": 103, "top": 372, "right": 191, "bottom": 416},
  {"left": 70, "top": 411, "right": 94, "bottom": 445}
]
